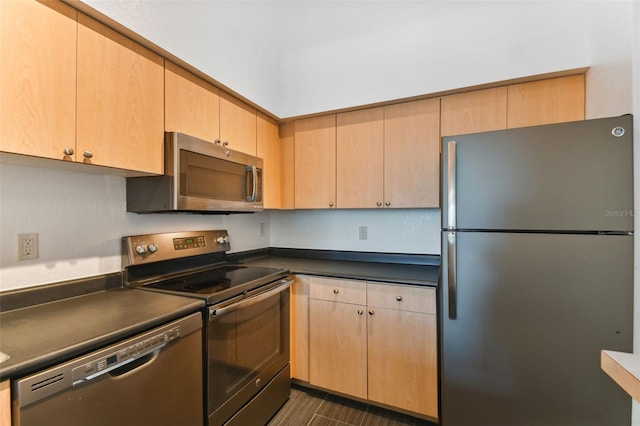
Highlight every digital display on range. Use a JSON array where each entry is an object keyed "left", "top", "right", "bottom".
[{"left": 173, "top": 236, "right": 206, "bottom": 250}]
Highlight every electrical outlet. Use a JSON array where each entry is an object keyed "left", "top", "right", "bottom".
[
  {"left": 260, "top": 223, "right": 265, "bottom": 237},
  {"left": 18, "top": 233, "right": 38, "bottom": 261},
  {"left": 358, "top": 226, "right": 368, "bottom": 240}
]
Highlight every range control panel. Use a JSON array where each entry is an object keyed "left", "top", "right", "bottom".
[
  {"left": 173, "top": 236, "right": 207, "bottom": 251},
  {"left": 122, "top": 230, "right": 230, "bottom": 267}
]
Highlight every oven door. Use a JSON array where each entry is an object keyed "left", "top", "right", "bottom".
[{"left": 207, "top": 279, "right": 291, "bottom": 426}]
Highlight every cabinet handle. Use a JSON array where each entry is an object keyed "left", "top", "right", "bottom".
[
  {"left": 385, "top": 202, "right": 391, "bottom": 207},
  {"left": 357, "top": 309, "right": 363, "bottom": 315},
  {"left": 215, "top": 138, "right": 221, "bottom": 145},
  {"left": 329, "top": 202, "right": 334, "bottom": 208},
  {"left": 63, "top": 147, "right": 74, "bottom": 156},
  {"left": 223, "top": 141, "right": 229, "bottom": 147},
  {"left": 333, "top": 289, "right": 339, "bottom": 294},
  {"left": 396, "top": 296, "right": 403, "bottom": 302},
  {"left": 376, "top": 202, "right": 382, "bottom": 207},
  {"left": 83, "top": 151, "right": 93, "bottom": 159},
  {"left": 368, "top": 310, "right": 374, "bottom": 315}
]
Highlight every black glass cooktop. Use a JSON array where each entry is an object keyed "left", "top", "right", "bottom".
[{"left": 144, "top": 265, "right": 287, "bottom": 299}]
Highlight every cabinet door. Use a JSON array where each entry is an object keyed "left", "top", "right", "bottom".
[
  {"left": 165, "top": 61, "right": 220, "bottom": 143},
  {"left": 441, "top": 87, "right": 507, "bottom": 137},
  {"left": 279, "top": 122, "right": 295, "bottom": 210},
  {"left": 337, "top": 108, "right": 384, "bottom": 208},
  {"left": 0, "top": 0, "right": 77, "bottom": 160},
  {"left": 368, "top": 307, "right": 438, "bottom": 418},
  {"left": 220, "top": 92, "right": 257, "bottom": 155},
  {"left": 309, "top": 299, "right": 367, "bottom": 399},
  {"left": 384, "top": 98, "right": 440, "bottom": 208},
  {"left": 77, "top": 14, "right": 164, "bottom": 174},
  {"left": 0, "top": 380, "right": 9, "bottom": 426},
  {"left": 290, "top": 275, "right": 310, "bottom": 381},
  {"left": 507, "top": 74, "right": 585, "bottom": 128},
  {"left": 294, "top": 115, "right": 337, "bottom": 209},
  {"left": 257, "top": 112, "right": 281, "bottom": 209}
]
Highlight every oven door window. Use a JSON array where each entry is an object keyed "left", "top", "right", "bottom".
[
  {"left": 208, "top": 288, "right": 289, "bottom": 421},
  {"left": 180, "top": 150, "right": 254, "bottom": 202}
]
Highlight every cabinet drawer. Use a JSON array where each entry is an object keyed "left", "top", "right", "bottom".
[
  {"left": 309, "top": 277, "right": 366, "bottom": 305},
  {"left": 367, "top": 283, "right": 436, "bottom": 314}
]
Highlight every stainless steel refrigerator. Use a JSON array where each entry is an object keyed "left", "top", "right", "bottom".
[{"left": 440, "top": 115, "right": 634, "bottom": 426}]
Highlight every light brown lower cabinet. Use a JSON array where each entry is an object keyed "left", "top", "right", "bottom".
[
  {"left": 290, "top": 275, "right": 310, "bottom": 381},
  {"left": 367, "top": 283, "right": 438, "bottom": 418},
  {"left": 0, "top": 380, "right": 10, "bottom": 426},
  {"left": 303, "top": 276, "right": 438, "bottom": 420}
]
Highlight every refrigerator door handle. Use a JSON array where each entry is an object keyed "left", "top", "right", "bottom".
[
  {"left": 447, "top": 231, "right": 457, "bottom": 320},
  {"left": 447, "top": 141, "right": 457, "bottom": 230}
]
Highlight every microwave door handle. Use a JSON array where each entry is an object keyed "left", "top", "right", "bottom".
[{"left": 251, "top": 165, "right": 257, "bottom": 202}]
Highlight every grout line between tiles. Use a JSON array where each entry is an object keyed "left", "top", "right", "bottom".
[{"left": 312, "top": 414, "right": 354, "bottom": 425}]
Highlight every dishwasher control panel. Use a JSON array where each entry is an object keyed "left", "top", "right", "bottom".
[{"left": 72, "top": 326, "right": 182, "bottom": 384}]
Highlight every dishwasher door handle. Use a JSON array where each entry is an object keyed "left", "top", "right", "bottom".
[
  {"left": 210, "top": 279, "right": 293, "bottom": 319},
  {"left": 107, "top": 351, "right": 159, "bottom": 380}
]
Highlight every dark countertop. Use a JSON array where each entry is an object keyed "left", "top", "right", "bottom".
[
  {"left": 0, "top": 288, "right": 204, "bottom": 379},
  {"left": 0, "top": 249, "right": 438, "bottom": 380},
  {"left": 234, "top": 254, "right": 440, "bottom": 287}
]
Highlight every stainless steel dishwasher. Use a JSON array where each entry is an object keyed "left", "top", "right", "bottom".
[{"left": 13, "top": 312, "right": 203, "bottom": 426}]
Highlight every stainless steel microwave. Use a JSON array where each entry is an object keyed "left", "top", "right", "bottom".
[{"left": 126, "top": 132, "right": 263, "bottom": 213}]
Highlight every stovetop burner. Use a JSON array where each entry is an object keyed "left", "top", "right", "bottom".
[{"left": 122, "top": 230, "right": 289, "bottom": 306}]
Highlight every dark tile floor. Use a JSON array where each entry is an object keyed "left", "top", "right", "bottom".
[{"left": 268, "top": 384, "right": 437, "bottom": 426}]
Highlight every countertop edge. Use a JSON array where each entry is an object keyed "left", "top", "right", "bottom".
[
  {"left": 601, "top": 350, "right": 640, "bottom": 402},
  {"left": 286, "top": 269, "right": 437, "bottom": 287}
]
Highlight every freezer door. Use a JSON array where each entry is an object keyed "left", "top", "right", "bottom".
[
  {"left": 442, "top": 115, "right": 633, "bottom": 231},
  {"left": 441, "top": 231, "right": 632, "bottom": 426}
]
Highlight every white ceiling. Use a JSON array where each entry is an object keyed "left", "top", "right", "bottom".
[{"left": 78, "top": 1, "right": 631, "bottom": 119}]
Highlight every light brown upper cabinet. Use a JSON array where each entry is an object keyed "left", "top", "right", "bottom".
[
  {"left": 219, "top": 92, "right": 257, "bottom": 156},
  {"left": 441, "top": 87, "right": 508, "bottom": 136},
  {"left": 294, "top": 115, "right": 337, "bottom": 209},
  {"left": 0, "top": 0, "right": 77, "bottom": 160},
  {"left": 336, "top": 108, "right": 384, "bottom": 208},
  {"left": 507, "top": 74, "right": 585, "bottom": 128},
  {"left": 279, "top": 122, "right": 295, "bottom": 209},
  {"left": 257, "top": 112, "right": 282, "bottom": 209},
  {"left": 165, "top": 61, "right": 220, "bottom": 143},
  {"left": 384, "top": 98, "right": 441, "bottom": 208},
  {"left": 77, "top": 14, "right": 164, "bottom": 174}
]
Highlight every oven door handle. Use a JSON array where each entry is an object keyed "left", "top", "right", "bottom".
[{"left": 209, "top": 279, "right": 293, "bottom": 319}]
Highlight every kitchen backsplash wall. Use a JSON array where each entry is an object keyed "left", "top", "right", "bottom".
[
  {"left": 0, "top": 163, "right": 441, "bottom": 291},
  {"left": 0, "top": 163, "right": 271, "bottom": 291},
  {"left": 270, "top": 209, "right": 440, "bottom": 255}
]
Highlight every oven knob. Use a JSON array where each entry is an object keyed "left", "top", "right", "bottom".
[
  {"left": 216, "top": 236, "right": 229, "bottom": 244},
  {"left": 135, "top": 245, "right": 148, "bottom": 255},
  {"left": 148, "top": 243, "right": 158, "bottom": 253}
]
